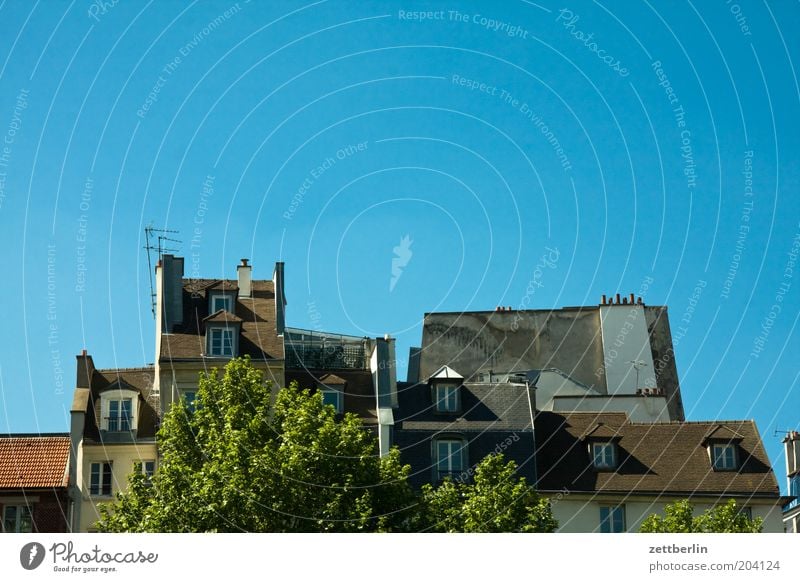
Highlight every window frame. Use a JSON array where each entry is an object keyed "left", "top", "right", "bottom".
[
  {"left": 599, "top": 505, "right": 626, "bottom": 533},
  {"left": 134, "top": 460, "right": 156, "bottom": 483},
  {"left": 207, "top": 326, "right": 236, "bottom": 357},
  {"left": 592, "top": 442, "right": 617, "bottom": 470},
  {"left": 210, "top": 293, "right": 233, "bottom": 313},
  {"left": 711, "top": 443, "right": 738, "bottom": 471},
  {"left": 434, "top": 438, "right": 466, "bottom": 480},
  {"left": 320, "top": 388, "right": 343, "bottom": 413},
  {"left": 107, "top": 397, "right": 133, "bottom": 432},
  {"left": 99, "top": 388, "right": 138, "bottom": 433},
  {"left": 434, "top": 383, "right": 460, "bottom": 413},
  {"left": 2, "top": 504, "right": 33, "bottom": 533},
  {"left": 89, "top": 461, "right": 113, "bottom": 496}
]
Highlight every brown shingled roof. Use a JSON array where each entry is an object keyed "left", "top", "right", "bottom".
[
  {"left": 161, "top": 279, "right": 283, "bottom": 360},
  {"left": 536, "top": 412, "right": 780, "bottom": 497},
  {"left": 0, "top": 436, "right": 70, "bottom": 489}
]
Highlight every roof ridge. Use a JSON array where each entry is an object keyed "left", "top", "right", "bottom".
[{"left": 95, "top": 366, "right": 155, "bottom": 373}]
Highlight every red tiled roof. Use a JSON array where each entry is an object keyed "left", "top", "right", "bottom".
[{"left": 0, "top": 436, "right": 70, "bottom": 489}]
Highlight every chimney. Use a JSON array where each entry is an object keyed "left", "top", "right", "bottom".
[
  {"left": 786, "top": 431, "right": 800, "bottom": 484},
  {"left": 371, "top": 336, "right": 397, "bottom": 458},
  {"left": 629, "top": 293, "right": 635, "bottom": 304},
  {"left": 237, "top": 258, "right": 252, "bottom": 298},
  {"left": 615, "top": 293, "right": 621, "bottom": 304},
  {"left": 273, "top": 261, "right": 286, "bottom": 335},
  {"left": 159, "top": 254, "right": 184, "bottom": 332},
  {"left": 75, "top": 350, "right": 95, "bottom": 388},
  {"left": 601, "top": 294, "right": 607, "bottom": 305}
]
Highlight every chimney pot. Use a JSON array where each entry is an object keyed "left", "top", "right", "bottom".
[
  {"left": 615, "top": 293, "right": 621, "bottom": 304},
  {"left": 81, "top": 349, "right": 87, "bottom": 356},
  {"left": 622, "top": 297, "right": 628, "bottom": 305},
  {"left": 241, "top": 258, "right": 249, "bottom": 266},
  {"left": 601, "top": 294, "right": 607, "bottom": 305},
  {"left": 630, "top": 293, "right": 635, "bottom": 304}
]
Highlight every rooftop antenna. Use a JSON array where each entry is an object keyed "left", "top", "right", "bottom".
[
  {"left": 627, "top": 360, "right": 648, "bottom": 390},
  {"left": 144, "top": 225, "right": 181, "bottom": 318},
  {"left": 774, "top": 428, "right": 796, "bottom": 438}
]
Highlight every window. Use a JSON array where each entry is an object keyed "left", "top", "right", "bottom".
[
  {"left": 107, "top": 398, "right": 132, "bottom": 432},
  {"left": 90, "top": 462, "right": 113, "bottom": 496},
  {"left": 436, "top": 439, "right": 465, "bottom": 479},
  {"left": 737, "top": 506, "right": 753, "bottom": 520},
  {"left": 592, "top": 442, "right": 617, "bottom": 469},
  {"left": 320, "top": 389, "right": 342, "bottom": 413},
  {"left": 435, "top": 384, "right": 459, "bottom": 413},
  {"left": 211, "top": 294, "right": 233, "bottom": 313},
  {"left": 135, "top": 460, "right": 156, "bottom": 483},
  {"left": 2, "top": 505, "right": 33, "bottom": 533},
  {"left": 182, "top": 390, "right": 197, "bottom": 413},
  {"left": 787, "top": 475, "right": 800, "bottom": 510},
  {"left": 711, "top": 444, "right": 737, "bottom": 470},
  {"left": 209, "top": 327, "right": 235, "bottom": 356},
  {"left": 599, "top": 505, "right": 626, "bottom": 533}
]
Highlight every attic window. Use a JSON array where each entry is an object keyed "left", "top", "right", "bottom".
[
  {"left": 435, "top": 384, "right": 459, "bottom": 413},
  {"left": 210, "top": 293, "right": 233, "bottom": 313},
  {"left": 207, "top": 326, "right": 236, "bottom": 357},
  {"left": 320, "top": 388, "right": 343, "bottom": 413},
  {"left": 100, "top": 388, "right": 139, "bottom": 433},
  {"left": 711, "top": 443, "right": 737, "bottom": 470},
  {"left": 592, "top": 442, "right": 617, "bottom": 469}
]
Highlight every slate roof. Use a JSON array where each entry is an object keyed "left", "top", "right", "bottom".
[
  {"left": 397, "top": 381, "right": 534, "bottom": 432},
  {"left": 535, "top": 412, "right": 780, "bottom": 497},
  {"left": 285, "top": 368, "right": 378, "bottom": 424},
  {"left": 73, "top": 367, "right": 159, "bottom": 442},
  {"left": 161, "top": 279, "right": 283, "bottom": 361},
  {"left": 0, "top": 436, "right": 70, "bottom": 489}
]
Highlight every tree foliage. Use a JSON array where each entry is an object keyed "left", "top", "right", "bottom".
[
  {"left": 98, "top": 357, "right": 557, "bottom": 533},
  {"left": 417, "top": 453, "right": 558, "bottom": 532},
  {"left": 639, "top": 499, "right": 763, "bottom": 533}
]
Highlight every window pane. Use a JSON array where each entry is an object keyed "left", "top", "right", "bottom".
[
  {"left": 19, "top": 506, "right": 33, "bottom": 533},
  {"left": 102, "top": 463, "right": 112, "bottom": 495},
  {"left": 90, "top": 463, "right": 100, "bottom": 494},
  {"left": 437, "top": 442, "right": 449, "bottom": 470},
  {"left": 4, "top": 506, "right": 16, "bottom": 532},
  {"left": 121, "top": 399, "right": 132, "bottom": 431},
  {"left": 599, "top": 507, "right": 610, "bottom": 533}
]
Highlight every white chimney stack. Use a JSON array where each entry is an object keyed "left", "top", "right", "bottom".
[
  {"left": 786, "top": 431, "right": 800, "bottom": 483},
  {"left": 237, "top": 258, "right": 252, "bottom": 298}
]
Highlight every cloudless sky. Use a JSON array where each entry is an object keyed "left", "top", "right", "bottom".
[{"left": 0, "top": 1, "right": 797, "bottom": 489}]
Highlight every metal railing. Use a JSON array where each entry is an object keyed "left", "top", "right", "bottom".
[{"left": 284, "top": 327, "right": 371, "bottom": 370}]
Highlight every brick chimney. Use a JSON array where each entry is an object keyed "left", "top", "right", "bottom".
[{"left": 237, "top": 258, "right": 252, "bottom": 298}]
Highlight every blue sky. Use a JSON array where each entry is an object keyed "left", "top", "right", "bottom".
[{"left": 0, "top": 1, "right": 797, "bottom": 487}]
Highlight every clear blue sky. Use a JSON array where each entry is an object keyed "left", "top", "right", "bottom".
[{"left": 0, "top": 1, "right": 797, "bottom": 488}]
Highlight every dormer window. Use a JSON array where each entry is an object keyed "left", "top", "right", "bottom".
[
  {"left": 208, "top": 326, "right": 235, "bottom": 356},
  {"left": 427, "top": 365, "right": 464, "bottom": 414},
  {"left": 711, "top": 443, "right": 738, "bottom": 470},
  {"left": 435, "top": 384, "right": 459, "bottom": 413},
  {"left": 317, "top": 373, "right": 346, "bottom": 414},
  {"left": 592, "top": 442, "right": 617, "bottom": 469},
  {"left": 210, "top": 293, "right": 233, "bottom": 313},
  {"left": 99, "top": 386, "right": 139, "bottom": 435}
]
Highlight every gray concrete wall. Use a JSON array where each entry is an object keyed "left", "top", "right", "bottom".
[{"left": 419, "top": 308, "right": 607, "bottom": 393}]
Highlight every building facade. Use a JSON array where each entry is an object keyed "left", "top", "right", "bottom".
[{"left": 0, "top": 435, "right": 71, "bottom": 533}]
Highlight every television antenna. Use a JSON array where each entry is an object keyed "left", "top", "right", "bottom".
[
  {"left": 627, "top": 360, "right": 648, "bottom": 390},
  {"left": 144, "top": 225, "right": 181, "bottom": 318}
]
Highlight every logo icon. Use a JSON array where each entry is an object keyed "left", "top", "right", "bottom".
[
  {"left": 390, "top": 235, "right": 413, "bottom": 292},
  {"left": 20, "top": 542, "right": 46, "bottom": 570}
]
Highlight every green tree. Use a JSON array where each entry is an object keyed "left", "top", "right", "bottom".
[
  {"left": 98, "top": 357, "right": 416, "bottom": 532},
  {"left": 640, "top": 499, "right": 763, "bottom": 533},
  {"left": 417, "top": 453, "right": 558, "bottom": 532}
]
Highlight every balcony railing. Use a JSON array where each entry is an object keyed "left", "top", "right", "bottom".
[{"left": 284, "top": 328, "right": 371, "bottom": 370}]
